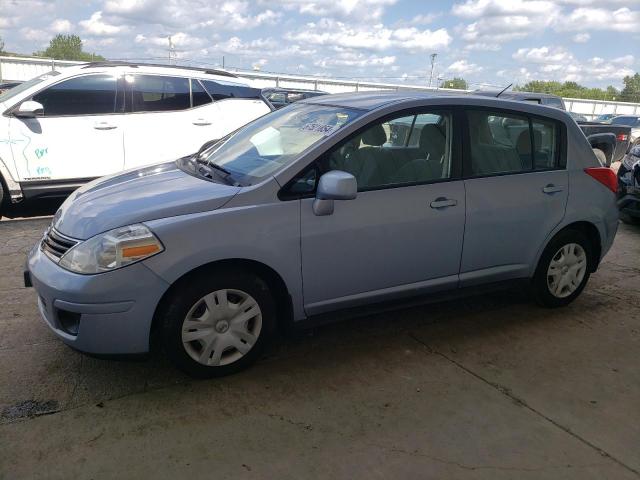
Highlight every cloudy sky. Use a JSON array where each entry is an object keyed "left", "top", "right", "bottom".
[{"left": 1, "top": 0, "right": 639, "bottom": 88}]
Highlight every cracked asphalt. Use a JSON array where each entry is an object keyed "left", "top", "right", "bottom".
[{"left": 1, "top": 216, "right": 639, "bottom": 479}]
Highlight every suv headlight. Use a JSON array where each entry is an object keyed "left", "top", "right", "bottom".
[{"left": 59, "top": 224, "right": 164, "bottom": 274}]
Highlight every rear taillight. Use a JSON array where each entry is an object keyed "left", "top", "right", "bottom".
[
  {"left": 584, "top": 167, "right": 618, "bottom": 193},
  {"left": 616, "top": 133, "right": 628, "bottom": 142}
]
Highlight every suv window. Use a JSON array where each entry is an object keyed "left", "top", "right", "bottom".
[
  {"left": 201, "top": 80, "right": 261, "bottom": 101},
  {"left": 129, "top": 75, "right": 190, "bottom": 112},
  {"left": 612, "top": 116, "right": 640, "bottom": 127},
  {"left": 191, "top": 79, "right": 212, "bottom": 108},
  {"left": 32, "top": 75, "right": 116, "bottom": 116},
  {"left": 326, "top": 112, "right": 452, "bottom": 191},
  {"left": 467, "top": 110, "right": 559, "bottom": 175}
]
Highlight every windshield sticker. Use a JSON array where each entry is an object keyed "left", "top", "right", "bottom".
[{"left": 299, "top": 122, "right": 337, "bottom": 136}]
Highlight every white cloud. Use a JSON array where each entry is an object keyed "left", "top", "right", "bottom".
[
  {"left": 513, "top": 46, "right": 573, "bottom": 63},
  {"left": 104, "top": 0, "right": 281, "bottom": 31},
  {"left": 80, "top": 11, "right": 127, "bottom": 36},
  {"left": 446, "top": 59, "right": 483, "bottom": 75},
  {"left": 314, "top": 52, "right": 396, "bottom": 68},
  {"left": 561, "top": 7, "right": 640, "bottom": 32},
  {"left": 288, "top": 19, "right": 451, "bottom": 52},
  {"left": 50, "top": 19, "right": 73, "bottom": 33},
  {"left": 275, "top": 0, "right": 398, "bottom": 21},
  {"left": 572, "top": 33, "right": 590, "bottom": 43},
  {"left": 512, "top": 45, "right": 636, "bottom": 84}
]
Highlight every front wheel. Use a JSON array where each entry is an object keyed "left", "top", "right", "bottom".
[
  {"left": 532, "top": 229, "right": 593, "bottom": 308},
  {"left": 159, "top": 268, "right": 276, "bottom": 378}
]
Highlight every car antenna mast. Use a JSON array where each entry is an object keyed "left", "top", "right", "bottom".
[{"left": 496, "top": 83, "right": 513, "bottom": 98}]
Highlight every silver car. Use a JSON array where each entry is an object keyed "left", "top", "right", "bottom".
[{"left": 26, "top": 92, "right": 619, "bottom": 377}]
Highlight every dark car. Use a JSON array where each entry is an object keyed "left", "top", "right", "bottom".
[
  {"left": 263, "top": 88, "right": 327, "bottom": 109},
  {"left": 610, "top": 116, "right": 640, "bottom": 149},
  {"left": 617, "top": 145, "right": 640, "bottom": 225}
]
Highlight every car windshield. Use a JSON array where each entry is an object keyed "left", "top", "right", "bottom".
[
  {"left": 611, "top": 117, "right": 640, "bottom": 127},
  {"left": 200, "top": 103, "right": 363, "bottom": 185},
  {"left": 0, "top": 71, "right": 60, "bottom": 104}
]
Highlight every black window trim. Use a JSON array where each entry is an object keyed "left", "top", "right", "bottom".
[
  {"left": 461, "top": 105, "right": 567, "bottom": 180},
  {"left": 10, "top": 73, "right": 121, "bottom": 118},
  {"left": 278, "top": 105, "right": 464, "bottom": 201}
]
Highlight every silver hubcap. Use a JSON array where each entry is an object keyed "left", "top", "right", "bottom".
[
  {"left": 182, "top": 289, "right": 262, "bottom": 367},
  {"left": 547, "top": 243, "right": 587, "bottom": 298}
]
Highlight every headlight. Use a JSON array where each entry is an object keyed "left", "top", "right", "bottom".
[{"left": 59, "top": 224, "right": 164, "bottom": 274}]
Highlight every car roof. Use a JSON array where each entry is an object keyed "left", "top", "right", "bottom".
[
  {"left": 300, "top": 89, "right": 569, "bottom": 114},
  {"left": 475, "top": 90, "right": 562, "bottom": 100},
  {"left": 55, "top": 62, "right": 248, "bottom": 85}
]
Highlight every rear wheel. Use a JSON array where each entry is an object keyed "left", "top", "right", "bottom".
[
  {"left": 532, "top": 229, "right": 593, "bottom": 308},
  {"left": 159, "top": 268, "right": 276, "bottom": 378}
]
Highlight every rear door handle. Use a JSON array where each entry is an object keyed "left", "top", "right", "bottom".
[
  {"left": 542, "top": 184, "right": 564, "bottom": 194},
  {"left": 430, "top": 197, "right": 457, "bottom": 209},
  {"left": 192, "top": 119, "right": 212, "bottom": 126},
  {"left": 94, "top": 122, "right": 117, "bottom": 130}
]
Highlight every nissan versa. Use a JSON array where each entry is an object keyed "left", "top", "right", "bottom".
[{"left": 25, "top": 92, "right": 619, "bottom": 377}]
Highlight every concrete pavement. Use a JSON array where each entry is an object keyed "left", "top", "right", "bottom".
[{"left": 1, "top": 217, "right": 639, "bottom": 479}]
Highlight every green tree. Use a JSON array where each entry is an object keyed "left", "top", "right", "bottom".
[
  {"left": 440, "top": 77, "right": 467, "bottom": 90},
  {"left": 514, "top": 80, "right": 628, "bottom": 101},
  {"left": 620, "top": 73, "right": 640, "bottom": 103},
  {"left": 37, "top": 34, "right": 104, "bottom": 61}
]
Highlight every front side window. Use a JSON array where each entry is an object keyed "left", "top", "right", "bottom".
[
  {"left": 199, "top": 103, "right": 362, "bottom": 185},
  {"left": 324, "top": 112, "right": 452, "bottom": 191},
  {"left": 32, "top": 75, "right": 116, "bottom": 116},
  {"left": 128, "top": 75, "right": 190, "bottom": 112}
]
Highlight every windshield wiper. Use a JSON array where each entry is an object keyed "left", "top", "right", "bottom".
[{"left": 193, "top": 156, "right": 239, "bottom": 186}]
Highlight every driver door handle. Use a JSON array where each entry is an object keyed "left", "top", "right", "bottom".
[
  {"left": 542, "top": 184, "right": 564, "bottom": 194},
  {"left": 192, "top": 119, "right": 212, "bottom": 126},
  {"left": 94, "top": 121, "right": 117, "bottom": 130},
  {"left": 430, "top": 197, "right": 457, "bottom": 209}
]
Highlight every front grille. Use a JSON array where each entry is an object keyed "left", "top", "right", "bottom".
[{"left": 41, "top": 228, "right": 78, "bottom": 262}]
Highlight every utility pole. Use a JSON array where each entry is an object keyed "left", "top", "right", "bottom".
[
  {"left": 168, "top": 36, "right": 175, "bottom": 65},
  {"left": 428, "top": 53, "right": 437, "bottom": 88}
]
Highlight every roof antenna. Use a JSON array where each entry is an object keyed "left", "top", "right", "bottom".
[{"left": 496, "top": 83, "right": 513, "bottom": 98}]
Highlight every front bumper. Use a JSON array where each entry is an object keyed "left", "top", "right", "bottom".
[{"left": 26, "top": 243, "right": 170, "bottom": 355}]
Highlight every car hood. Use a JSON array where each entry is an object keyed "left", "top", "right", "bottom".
[{"left": 54, "top": 161, "right": 241, "bottom": 240}]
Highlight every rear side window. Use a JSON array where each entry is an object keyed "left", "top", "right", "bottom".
[
  {"left": 467, "top": 110, "right": 560, "bottom": 176},
  {"left": 128, "top": 75, "right": 190, "bottom": 112},
  {"left": 201, "top": 80, "right": 261, "bottom": 101},
  {"left": 545, "top": 97, "right": 565, "bottom": 109},
  {"left": 32, "top": 75, "right": 116, "bottom": 116},
  {"left": 191, "top": 79, "right": 212, "bottom": 108}
]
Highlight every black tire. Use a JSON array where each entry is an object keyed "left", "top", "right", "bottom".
[
  {"left": 532, "top": 229, "right": 593, "bottom": 308},
  {"left": 620, "top": 211, "right": 640, "bottom": 225},
  {"left": 0, "top": 177, "right": 5, "bottom": 220},
  {"left": 158, "top": 267, "right": 276, "bottom": 378}
]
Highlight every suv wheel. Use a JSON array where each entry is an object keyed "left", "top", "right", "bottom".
[
  {"left": 532, "top": 229, "right": 593, "bottom": 308},
  {"left": 159, "top": 269, "right": 275, "bottom": 378}
]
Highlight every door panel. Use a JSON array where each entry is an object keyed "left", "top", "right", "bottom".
[
  {"left": 9, "top": 115, "right": 123, "bottom": 181},
  {"left": 300, "top": 181, "right": 466, "bottom": 315},
  {"left": 461, "top": 170, "right": 568, "bottom": 285}
]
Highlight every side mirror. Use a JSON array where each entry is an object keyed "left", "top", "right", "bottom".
[
  {"left": 15, "top": 101, "right": 44, "bottom": 118},
  {"left": 313, "top": 170, "right": 357, "bottom": 216}
]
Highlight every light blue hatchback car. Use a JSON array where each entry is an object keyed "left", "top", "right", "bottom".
[{"left": 26, "top": 92, "right": 619, "bottom": 377}]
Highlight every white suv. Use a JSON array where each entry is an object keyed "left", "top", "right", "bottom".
[{"left": 0, "top": 62, "right": 272, "bottom": 216}]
